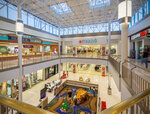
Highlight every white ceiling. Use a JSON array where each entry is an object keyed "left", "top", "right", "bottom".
[{"left": 7, "top": 0, "right": 147, "bottom": 27}]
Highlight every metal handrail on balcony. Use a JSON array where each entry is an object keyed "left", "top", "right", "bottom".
[
  {"left": 100, "top": 88, "right": 150, "bottom": 114},
  {"left": 0, "top": 95, "right": 51, "bottom": 114},
  {"left": 0, "top": 89, "right": 149, "bottom": 114}
]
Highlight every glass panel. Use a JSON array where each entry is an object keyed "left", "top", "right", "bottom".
[
  {"left": 46, "top": 23, "right": 49, "bottom": 32},
  {"left": 21, "top": 10, "right": 27, "bottom": 25},
  {"left": 49, "top": 24, "right": 53, "bottom": 33},
  {"left": 89, "top": 0, "right": 110, "bottom": 8},
  {"left": 50, "top": 2, "right": 72, "bottom": 15},
  {"left": 0, "top": 0, "right": 7, "bottom": 18},
  {"left": 8, "top": 4, "right": 17, "bottom": 21},
  {"left": 72, "top": 27, "right": 77, "bottom": 34},
  {"left": 41, "top": 20, "right": 46, "bottom": 31},
  {"left": 34, "top": 17, "right": 41, "bottom": 29},
  {"left": 28, "top": 13, "right": 34, "bottom": 27},
  {"left": 135, "top": 13, "right": 138, "bottom": 23},
  {"left": 64, "top": 28, "right": 68, "bottom": 35},
  {"left": 77, "top": 26, "right": 83, "bottom": 34},
  {"left": 139, "top": 7, "right": 143, "bottom": 20},
  {"left": 53, "top": 26, "right": 57, "bottom": 34},
  {"left": 60, "top": 28, "right": 64, "bottom": 35},
  {"left": 83, "top": 25, "right": 89, "bottom": 33},
  {"left": 55, "top": 27, "right": 58, "bottom": 35},
  {"left": 68, "top": 27, "right": 72, "bottom": 34},
  {"left": 143, "top": 3, "right": 147, "bottom": 16}
]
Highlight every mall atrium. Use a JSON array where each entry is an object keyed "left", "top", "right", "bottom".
[{"left": 0, "top": 0, "right": 150, "bottom": 114}]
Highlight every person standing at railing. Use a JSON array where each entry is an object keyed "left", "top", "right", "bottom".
[{"left": 141, "top": 48, "right": 149, "bottom": 68}]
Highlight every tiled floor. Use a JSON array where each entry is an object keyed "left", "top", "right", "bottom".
[{"left": 23, "top": 72, "right": 121, "bottom": 109}]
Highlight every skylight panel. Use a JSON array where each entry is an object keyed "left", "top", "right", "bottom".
[
  {"left": 89, "top": 0, "right": 110, "bottom": 8},
  {"left": 50, "top": 2, "right": 72, "bottom": 15}
]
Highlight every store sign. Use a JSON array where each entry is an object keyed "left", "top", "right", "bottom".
[
  {"left": 79, "top": 39, "right": 97, "bottom": 44},
  {"left": 140, "top": 31, "right": 147, "bottom": 37},
  {"left": 30, "top": 39, "right": 41, "bottom": 43},
  {"left": 131, "top": 33, "right": 140, "bottom": 40},
  {"left": 23, "top": 45, "right": 33, "bottom": 48}
]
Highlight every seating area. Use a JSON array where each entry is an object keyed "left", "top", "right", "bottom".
[
  {"left": 45, "top": 79, "right": 62, "bottom": 92},
  {"left": 79, "top": 77, "right": 91, "bottom": 82}
]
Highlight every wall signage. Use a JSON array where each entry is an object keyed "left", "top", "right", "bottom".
[
  {"left": 30, "top": 39, "right": 41, "bottom": 43},
  {"left": 79, "top": 39, "right": 97, "bottom": 44},
  {"left": 140, "top": 31, "right": 147, "bottom": 37},
  {"left": 8, "top": 36, "right": 41, "bottom": 43},
  {"left": 131, "top": 33, "right": 140, "bottom": 40},
  {"left": 23, "top": 45, "right": 33, "bottom": 48}
]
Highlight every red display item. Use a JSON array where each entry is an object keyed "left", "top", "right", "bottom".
[
  {"left": 61, "top": 74, "right": 67, "bottom": 79},
  {"left": 101, "top": 101, "right": 107, "bottom": 111},
  {"left": 79, "top": 40, "right": 82, "bottom": 43},
  {"left": 102, "top": 47, "right": 105, "bottom": 50},
  {"left": 73, "top": 70, "right": 75, "bottom": 73},
  {"left": 73, "top": 65, "right": 76, "bottom": 73},
  {"left": 140, "top": 31, "right": 147, "bottom": 36},
  {"left": 102, "top": 71, "right": 105, "bottom": 77},
  {"left": 102, "top": 67, "right": 105, "bottom": 71},
  {"left": 73, "top": 65, "right": 75, "bottom": 68}
]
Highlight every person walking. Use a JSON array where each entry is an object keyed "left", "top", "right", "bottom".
[{"left": 141, "top": 48, "right": 149, "bottom": 68}]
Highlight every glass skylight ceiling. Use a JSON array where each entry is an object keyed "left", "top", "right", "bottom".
[
  {"left": 50, "top": 3, "right": 72, "bottom": 15},
  {"left": 89, "top": 0, "right": 110, "bottom": 8}
]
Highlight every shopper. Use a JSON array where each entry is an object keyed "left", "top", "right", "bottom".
[
  {"left": 89, "top": 87, "right": 92, "bottom": 94},
  {"left": 92, "top": 87, "right": 96, "bottom": 97},
  {"left": 141, "top": 48, "right": 149, "bottom": 68}
]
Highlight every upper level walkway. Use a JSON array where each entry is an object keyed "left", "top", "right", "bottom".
[{"left": 0, "top": 55, "right": 108, "bottom": 71}]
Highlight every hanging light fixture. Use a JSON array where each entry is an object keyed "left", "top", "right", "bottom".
[
  {"left": 16, "top": 19, "right": 24, "bottom": 36},
  {"left": 118, "top": 0, "right": 132, "bottom": 24}
]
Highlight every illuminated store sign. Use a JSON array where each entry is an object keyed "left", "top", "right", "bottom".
[
  {"left": 79, "top": 39, "right": 97, "bottom": 44},
  {"left": 140, "top": 31, "right": 147, "bottom": 37},
  {"left": 131, "top": 33, "right": 140, "bottom": 40},
  {"left": 30, "top": 39, "right": 41, "bottom": 43}
]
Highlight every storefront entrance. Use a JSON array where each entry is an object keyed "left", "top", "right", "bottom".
[
  {"left": 45, "top": 64, "right": 58, "bottom": 80},
  {"left": 64, "top": 63, "right": 108, "bottom": 76}
]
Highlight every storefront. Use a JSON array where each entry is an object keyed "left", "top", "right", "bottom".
[
  {"left": 0, "top": 34, "right": 58, "bottom": 57},
  {"left": 0, "top": 79, "right": 18, "bottom": 99},
  {"left": 45, "top": 64, "right": 58, "bottom": 80},
  {"left": 22, "top": 70, "right": 44, "bottom": 91},
  {"left": 62, "top": 36, "right": 120, "bottom": 56},
  {"left": 130, "top": 29, "right": 150, "bottom": 60},
  {"left": 63, "top": 63, "right": 108, "bottom": 76},
  {"left": 76, "top": 44, "right": 117, "bottom": 56}
]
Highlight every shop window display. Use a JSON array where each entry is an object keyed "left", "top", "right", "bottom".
[
  {"left": 22, "top": 74, "right": 31, "bottom": 91},
  {"left": 66, "top": 46, "right": 73, "bottom": 54},
  {"left": 0, "top": 79, "right": 18, "bottom": 99},
  {"left": 45, "top": 65, "right": 58, "bottom": 80},
  {"left": 7, "top": 81, "right": 12, "bottom": 97},
  {"left": 65, "top": 63, "right": 108, "bottom": 76},
  {"left": 0, "top": 82, "right": 7, "bottom": 96}
]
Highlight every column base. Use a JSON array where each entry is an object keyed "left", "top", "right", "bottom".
[{"left": 107, "top": 86, "right": 112, "bottom": 95}]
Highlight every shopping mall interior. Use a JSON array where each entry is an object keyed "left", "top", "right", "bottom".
[{"left": 0, "top": 0, "right": 150, "bottom": 114}]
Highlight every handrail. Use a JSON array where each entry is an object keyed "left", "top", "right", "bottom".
[
  {"left": 100, "top": 88, "right": 150, "bottom": 114},
  {"left": 0, "top": 95, "right": 51, "bottom": 114}
]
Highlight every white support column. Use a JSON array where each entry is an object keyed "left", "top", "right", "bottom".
[
  {"left": 108, "top": 21, "right": 112, "bottom": 95},
  {"left": 121, "top": 23, "right": 128, "bottom": 63},
  {"left": 58, "top": 27, "right": 61, "bottom": 78},
  {"left": 17, "top": 3, "right": 23, "bottom": 101},
  {"left": 117, "top": 40, "right": 121, "bottom": 56}
]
